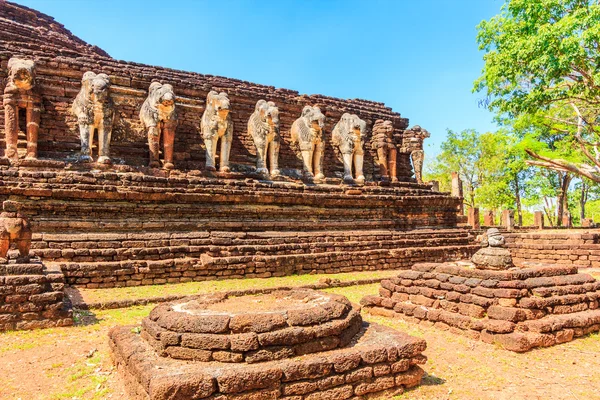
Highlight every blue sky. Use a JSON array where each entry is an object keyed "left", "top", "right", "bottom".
[{"left": 17, "top": 0, "right": 503, "bottom": 160}]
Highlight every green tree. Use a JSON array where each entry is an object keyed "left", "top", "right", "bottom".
[
  {"left": 475, "top": 0, "right": 600, "bottom": 184},
  {"left": 425, "top": 129, "right": 531, "bottom": 222}
]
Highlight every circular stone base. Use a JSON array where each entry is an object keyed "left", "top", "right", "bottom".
[
  {"left": 471, "top": 247, "right": 513, "bottom": 270},
  {"left": 142, "top": 289, "right": 362, "bottom": 363}
]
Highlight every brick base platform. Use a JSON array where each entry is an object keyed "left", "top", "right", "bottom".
[
  {"left": 0, "top": 259, "right": 73, "bottom": 331},
  {"left": 361, "top": 262, "right": 600, "bottom": 352},
  {"left": 110, "top": 322, "right": 426, "bottom": 400},
  {"left": 0, "top": 166, "right": 477, "bottom": 288},
  {"left": 109, "top": 289, "right": 427, "bottom": 399}
]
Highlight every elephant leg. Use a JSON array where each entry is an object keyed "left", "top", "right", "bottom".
[
  {"left": 342, "top": 153, "right": 354, "bottom": 184},
  {"left": 389, "top": 147, "right": 398, "bottom": 183},
  {"left": 4, "top": 104, "right": 19, "bottom": 162},
  {"left": 376, "top": 148, "right": 389, "bottom": 179},
  {"left": 269, "top": 137, "right": 281, "bottom": 177},
  {"left": 255, "top": 141, "right": 268, "bottom": 175},
  {"left": 220, "top": 136, "right": 232, "bottom": 173},
  {"left": 204, "top": 136, "right": 216, "bottom": 171},
  {"left": 16, "top": 226, "right": 32, "bottom": 261},
  {"left": 0, "top": 231, "right": 9, "bottom": 260},
  {"left": 97, "top": 125, "right": 112, "bottom": 164},
  {"left": 301, "top": 149, "right": 314, "bottom": 177},
  {"left": 25, "top": 105, "right": 40, "bottom": 159},
  {"left": 147, "top": 126, "right": 161, "bottom": 168},
  {"left": 162, "top": 125, "right": 175, "bottom": 170},
  {"left": 313, "top": 142, "right": 325, "bottom": 181},
  {"left": 78, "top": 124, "right": 92, "bottom": 163},
  {"left": 354, "top": 153, "right": 365, "bottom": 184}
]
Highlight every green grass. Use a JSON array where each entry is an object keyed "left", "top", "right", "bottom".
[{"left": 77, "top": 269, "right": 400, "bottom": 305}]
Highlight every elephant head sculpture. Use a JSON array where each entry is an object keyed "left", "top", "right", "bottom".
[
  {"left": 0, "top": 201, "right": 32, "bottom": 263},
  {"left": 3, "top": 57, "right": 41, "bottom": 161},
  {"left": 140, "top": 81, "right": 178, "bottom": 169},
  {"left": 290, "top": 105, "right": 326, "bottom": 181},
  {"left": 71, "top": 71, "right": 115, "bottom": 164},
  {"left": 248, "top": 99, "right": 280, "bottom": 177},
  {"left": 201, "top": 91, "right": 233, "bottom": 172},
  {"left": 332, "top": 113, "right": 367, "bottom": 184}
]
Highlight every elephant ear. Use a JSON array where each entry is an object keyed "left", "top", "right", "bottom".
[
  {"left": 148, "top": 81, "right": 162, "bottom": 94},
  {"left": 301, "top": 106, "right": 313, "bottom": 118},
  {"left": 255, "top": 99, "right": 267, "bottom": 111},
  {"left": 97, "top": 73, "right": 110, "bottom": 84},
  {"left": 82, "top": 71, "right": 97, "bottom": 83},
  {"left": 206, "top": 90, "right": 218, "bottom": 107},
  {"left": 359, "top": 118, "right": 367, "bottom": 139},
  {"left": 7, "top": 57, "right": 18, "bottom": 70}
]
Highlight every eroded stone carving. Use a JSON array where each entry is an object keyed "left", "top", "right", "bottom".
[
  {"left": 406, "top": 125, "right": 430, "bottom": 184},
  {"left": 471, "top": 228, "right": 513, "bottom": 270},
  {"left": 0, "top": 201, "right": 32, "bottom": 262},
  {"left": 248, "top": 100, "right": 280, "bottom": 176},
  {"left": 201, "top": 91, "right": 233, "bottom": 172},
  {"left": 3, "top": 57, "right": 41, "bottom": 161},
  {"left": 371, "top": 119, "right": 397, "bottom": 183},
  {"left": 140, "top": 82, "right": 177, "bottom": 169},
  {"left": 290, "top": 105, "right": 326, "bottom": 181},
  {"left": 71, "top": 72, "right": 115, "bottom": 164},
  {"left": 332, "top": 113, "right": 366, "bottom": 184}
]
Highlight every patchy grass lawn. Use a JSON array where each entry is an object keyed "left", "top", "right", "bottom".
[
  {"left": 1, "top": 281, "right": 599, "bottom": 399},
  {"left": 75, "top": 269, "right": 400, "bottom": 305}
]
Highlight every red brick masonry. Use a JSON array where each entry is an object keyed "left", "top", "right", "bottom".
[
  {"left": 361, "top": 262, "right": 600, "bottom": 352},
  {"left": 0, "top": 260, "right": 72, "bottom": 331},
  {"left": 109, "top": 289, "right": 428, "bottom": 399}
]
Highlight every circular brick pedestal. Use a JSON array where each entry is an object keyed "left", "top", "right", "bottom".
[
  {"left": 110, "top": 289, "right": 428, "bottom": 399},
  {"left": 142, "top": 290, "right": 362, "bottom": 363}
]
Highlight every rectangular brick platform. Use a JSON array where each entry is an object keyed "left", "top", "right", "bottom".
[{"left": 0, "top": 260, "right": 72, "bottom": 331}]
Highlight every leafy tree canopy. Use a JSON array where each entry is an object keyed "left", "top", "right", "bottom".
[{"left": 475, "top": 0, "right": 600, "bottom": 183}]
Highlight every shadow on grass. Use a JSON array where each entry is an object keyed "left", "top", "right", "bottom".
[
  {"left": 422, "top": 373, "right": 446, "bottom": 386},
  {"left": 73, "top": 309, "right": 101, "bottom": 326}
]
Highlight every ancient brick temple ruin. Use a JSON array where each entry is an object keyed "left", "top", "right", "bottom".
[
  {"left": 0, "top": 0, "right": 478, "bottom": 296},
  {"left": 0, "top": 2, "right": 483, "bottom": 397},
  {"left": 110, "top": 289, "right": 427, "bottom": 399}
]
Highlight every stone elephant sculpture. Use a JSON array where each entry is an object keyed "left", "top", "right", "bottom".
[
  {"left": 3, "top": 57, "right": 41, "bottom": 162},
  {"left": 71, "top": 71, "right": 115, "bottom": 164},
  {"left": 332, "top": 113, "right": 366, "bottom": 184},
  {"left": 371, "top": 119, "right": 397, "bottom": 183},
  {"left": 140, "top": 82, "right": 177, "bottom": 169},
  {"left": 248, "top": 99, "right": 280, "bottom": 177},
  {"left": 0, "top": 201, "right": 32, "bottom": 262},
  {"left": 290, "top": 105, "right": 326, "bottom": 181},
  {"left": 201, "top": 91, "right": 233, "bottom": 172}
]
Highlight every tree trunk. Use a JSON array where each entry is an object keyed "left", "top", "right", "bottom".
[
  {"left": 514, "top": 175, "right": 523, "bottom": 226},
  {"left": 556, "top": 173, "right": 572, "bottom": 227},
  {"left": 580, "top": 181, "right": 588, "bottom": 222}
]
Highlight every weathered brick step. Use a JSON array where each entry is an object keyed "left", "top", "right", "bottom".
[
  {"left": 0, "top": 178, "right": 437, "bottom": 196},
  {"left": 31, "top": 228, "right": 471, "bottom": 243},
  {"left": 54, "top": 244, "right": 480, "bottom": 288},
  {"left": 31, "top": 236, "right": 473, "bottom": 262},
  {"left": 28, "top": 228, "right": 474, "bottom": 262}
]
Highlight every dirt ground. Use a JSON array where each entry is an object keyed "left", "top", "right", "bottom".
[{"left": 1, "top": 283, "right": 599, "bottom": 400}]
